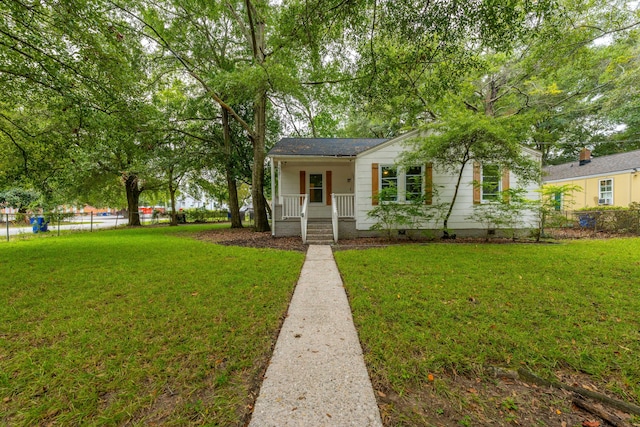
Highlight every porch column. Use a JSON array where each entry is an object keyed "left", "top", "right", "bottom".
[
  {"left": 271, "top": 158, "right": 276, "bottom": 236},
  {"left": 278, "top": 161, "right": 282, "bottom": 203}
]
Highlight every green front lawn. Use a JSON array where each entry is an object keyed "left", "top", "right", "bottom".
[
  {"left": 335, "top": 239, "right": 640, "bottom": 405},
  {"left": 0, "top": 225, "right": 304, "bottom": 426}
]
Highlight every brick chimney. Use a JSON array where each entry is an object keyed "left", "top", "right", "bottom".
[{"left": 579, "top": 148, "right": 591, "bottom": 166}]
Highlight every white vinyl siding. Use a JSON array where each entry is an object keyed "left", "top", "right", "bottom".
[{"left": 353, "top": 135, "right": 541, "bottom": 231}]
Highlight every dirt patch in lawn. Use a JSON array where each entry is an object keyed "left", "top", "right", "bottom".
[
  {"left": 374, "top": 369, "right": 639, "bottom": 427},
  {"left": 194, "top": 227, "right": 308, "bottom": 252}
]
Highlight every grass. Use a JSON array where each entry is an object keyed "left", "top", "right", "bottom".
[
  {"left": 334, "top": 239, "right": 640, "bottom": 405},
  {"left": 0, "top": 224, "right": 305, "bottom": 426}
]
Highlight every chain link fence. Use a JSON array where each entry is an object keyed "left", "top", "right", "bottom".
[
  {"left": 1, "top": 208, "right": 249, "bottom": 241},
  {"left": 1, "top": 212, "right": 129, "bottom": 241}
]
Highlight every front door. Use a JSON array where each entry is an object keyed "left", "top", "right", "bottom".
[
  {"left": 301, "top": 170, "right": 332, "bottom": 218},
  {"left": 309, "top": 173, "right": 324, "bottom": 204}
]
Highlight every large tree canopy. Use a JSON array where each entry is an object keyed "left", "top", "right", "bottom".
[{"left": 1, "top": 0, "right": 639, "bottom": 223}]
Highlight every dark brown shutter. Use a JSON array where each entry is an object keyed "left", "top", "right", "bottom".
[
  {"left": 326, "top": 171, "right": 332, "bottom": 205},
  {"left": 502, "top": 169, "right": 510, "bottom": 191},
  {"left": 371, "top": 163, "right": 379, "bottom": 205},
  {"left": 502, "top": 168, "right": 510, "bottom": 202},
  {"left": 425, "top": 164, "right": 433, "bottom": 205},
  {"left": 473, "top": 162, "right": 481, "bottom": 205}
]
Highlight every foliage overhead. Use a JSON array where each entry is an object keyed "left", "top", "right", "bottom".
[{"left": 1, "top": 0, "right": 639, "bottom": 216}]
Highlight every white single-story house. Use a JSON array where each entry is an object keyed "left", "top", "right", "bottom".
[{"left": 268, "top": 130, "right": 541, "bottom": 243}]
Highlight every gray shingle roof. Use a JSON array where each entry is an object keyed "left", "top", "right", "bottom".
[
  {"left": 543, "top": 149, "right": 640, "bottom": 181},
  {"left": 268, "top": 138, "right": 390, "bottom": 157}
]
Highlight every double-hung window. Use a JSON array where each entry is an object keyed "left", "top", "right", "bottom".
[
  {"left": 380, "top": 166, "right": 398, "bottom": 202},
  {"left": 481, "top": 164, "right": 501, "bottom": 201},
  {"left": 405, "top": 166, "right": 424, "bottom": 201},
  {"left": 598, "top": 179, "right": 613, "bottom": 205},
  {"left": 379, "top": 165, "right": 423, "bottom": 202}
]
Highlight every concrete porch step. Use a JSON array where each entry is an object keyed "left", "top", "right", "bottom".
[
  {"left": 307, "top": 230, "right": 333, "bottom": 235},
  {"left": 306, "top": 221, "right": 333, "bottom": 245},
  {"left": 307, "top": 222, "right": 332, "bottom": 229}
]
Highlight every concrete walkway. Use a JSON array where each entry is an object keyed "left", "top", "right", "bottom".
[{"left": 249, "top": 245, "right": 383, "bottom": 427}]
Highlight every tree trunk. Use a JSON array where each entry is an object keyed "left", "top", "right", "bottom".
[
  {"left": 124, "top": 174, "right": 142, "bottom": 226},
  {"left": 169, "top": 186, "right": 178, "bottom": 226},
  {"left": 250, "top": 18, "right": 270, "bottom": 232},
  {"left": 262, "top": 191, "right": 272, "bottom": 218},
  {"left": 168, "top": 166, "right": 178, "bottom": 226},
  {"left": 252, "top": 92, "right": 270, "bottom": 232},
  {"left": 222, "top": 108, "right": 243, "bottom": 228},
  {"left": 443, "top": 158, "right": 470, "bottom": 235}
]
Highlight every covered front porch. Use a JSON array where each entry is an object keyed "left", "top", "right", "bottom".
[{"left": 270, "top": 158, "right": 357, "bottom": 243}]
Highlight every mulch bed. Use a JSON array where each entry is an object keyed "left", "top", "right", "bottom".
[
  {"left": 193, "top": 227, "right": 500, "bottom": 251},
  {"left": 193, "top": 225, "right": 637, "bottom": 252},
  {"left": 194, "top": 228, "right": 308, "bottom": 252}
]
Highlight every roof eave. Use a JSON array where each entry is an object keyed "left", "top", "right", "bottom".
[{"left": 268, "top": 154, "right": 357, "bottom": 161}]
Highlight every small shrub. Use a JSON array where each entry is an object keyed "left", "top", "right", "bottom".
[
  {"left": 467, "top": 188, "right": 531, "bottom": 241},
  {"left": 183, "top": 208, "right": 227, "bottom": 223},
  {"left": 15, "top": 212, "right": 29, "bottom": 224},
  {"left": 574, "top": 203, "right": 640, "bottom": 234},
  {"left": 368, "top": 188, "right": 444, "bottom": 239}
]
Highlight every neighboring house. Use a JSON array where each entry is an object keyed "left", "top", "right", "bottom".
[
  {"left": 268, "top": 130, "right": 541, "bottom": 242},
  {"left": 543, "top": 148, "right": 640, "bottom": 210}
]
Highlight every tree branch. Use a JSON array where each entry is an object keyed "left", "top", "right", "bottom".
[
  {"left": 301, "top": 76, "right": 364, "bottom": 85},
  {"left": 0, "top": 127, "right": 29, "bottom": 175},
  {"left": 108, "top": 1, "right": 257, "bottom": 139},
  {"left": 244, "top": 0, "right": 258, "bottom": 59},
  {"left": 367, "top": 0, "right": 378, "bottom": 92}
]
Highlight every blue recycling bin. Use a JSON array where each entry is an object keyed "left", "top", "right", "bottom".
[
  {"left": 29, "top": 216, "right": 49, "bottom": 233},
  {"left": 577, "top": 213, "right": 596, "bottom": 228}
]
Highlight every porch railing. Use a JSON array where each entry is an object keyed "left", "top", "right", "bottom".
[
  {"left": 333, "top": 193, "right": 355, "bottom": 218},
  {"left": 331, "top": 194, "right": 339, "bottom": 243},
  {"left": 281, "top": 194, "right": 306, "bottom": 219},
  {"left": 331, "top": 193, "right": 355, "bottom": 243},
  {"left": 300, "top": 195, "right": 308, "bottom": 244}
]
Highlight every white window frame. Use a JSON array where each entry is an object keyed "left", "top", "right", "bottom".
[
  {"left": 379, "top": 164, "right": 424, "bottom": 203},
  {"left": 481, "top": 164, "right": 501, "bottom": 203},
  {"left": 598, "top": 178, "right": 613, "bottom": 205},
  {"left": 308, "top": 172, "right": 324, "bottom": 204},
  {"left": 380, "top": 165, "right": 398, "bottom": 202},
  {"left": 405, "top": 165, "right": 424, "bottom": 202}
]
